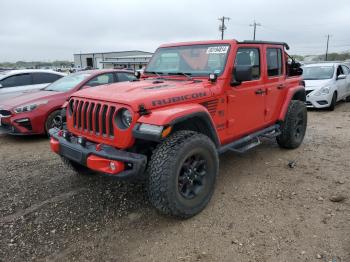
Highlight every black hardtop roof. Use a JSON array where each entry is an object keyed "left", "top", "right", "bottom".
[{"left": 238, "top": 40, "right": 290, "bottom": 50}]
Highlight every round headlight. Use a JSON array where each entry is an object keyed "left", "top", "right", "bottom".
[{"left": 116, "top": 108, "right": 133, "bottom": 129}]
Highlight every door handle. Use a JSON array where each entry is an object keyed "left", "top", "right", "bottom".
[
  {"left": 277, "top": 84, "right": 285, "bottom": 89},
  {"left": 255, "top": 89, "right": 266, "bottom": 95}
]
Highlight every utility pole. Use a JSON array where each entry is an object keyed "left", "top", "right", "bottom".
[
  {"left": 249, "top": 20, "right": 261, "bottom": 40},
  {"left": 218, "top": 16, "right": 230, "bottom": 40},
  {"left": 325, "top": 34, "right": 332, "bottom": 61}
]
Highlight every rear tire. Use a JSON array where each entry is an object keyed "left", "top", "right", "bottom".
[
  {"left": 328, "top": 92, "right": 337, "bottom": 111},
  {"left": 45, "top": 110, "right": 63, "bottom": 134},
  {"left": 60, "top": 156, "right": 93, "bottom": 176},
  {"left": 147, "top": 130, "right": 219, "bottom": 219},
  {"left": 277, "top": 100, "right": 307, "bottom": 149}
]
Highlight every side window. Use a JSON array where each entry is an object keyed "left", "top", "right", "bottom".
[
  {"left": 117, "top": 72, "right": 137, "bottom": 82},
  {"left": 0, "top": 74, "right": 32, "bottom": 88},
  {"left": 341, "top": 65, "right": 349, "bottom": 75},
  {"left": 267, "top": 48, "right": 283, "bottom": 77},
  {"left": 32, "top": 73, "right": 62, "bottom": 84},
  {"left": 235, "top": 48, "right": 260, "bottom": 80},
  {"left": 86, "top": 73, "right": 114, "bottom": 87}
]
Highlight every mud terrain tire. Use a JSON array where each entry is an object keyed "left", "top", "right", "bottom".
[
  {"left": 147, "top": 130, "right": 219, "bottom": 219},
  {"left": 277, "top": 100, "right": 307, "bottom": 149}
]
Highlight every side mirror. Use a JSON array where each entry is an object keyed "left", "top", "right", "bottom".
[
  {"left": 208, "top": 73, "right": 217, "bottom": 83},
  {"left": 135, "top": 71, "right": 141, "bottom": 79},
  {"left": 337, "top": 74, "right": 346, "bottom": 80},
  {"left": 81, "top": 85, "right": 92, "bottom": 89},
  {"left": 231, "top": 65, "right": 253, "bottom": 86},
  {"left": 288, "top": 62, "right": 303, "bottom": 77}
]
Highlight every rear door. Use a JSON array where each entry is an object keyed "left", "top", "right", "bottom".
[
  {"left": 226, "top": 46, "right": 266, "bottom": 137},
  {"left": 340, "top": 65, "right": 350, "bottom": 96},
  {"left": 264, "top": 47, "right": 286, "bottom": 123}
]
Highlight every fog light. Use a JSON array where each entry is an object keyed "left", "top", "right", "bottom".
[
  {"left": 138, "top": 124, "right": 163, "bottom": 135},
  {"left": 77, "top": 136, "right": 86, "bottom": 147},
  {"left": 62, "top": 131, "right": 71, "bottom": 141},
  {"left": 110, "top": 162, "right": 116, "bottom": 171}
]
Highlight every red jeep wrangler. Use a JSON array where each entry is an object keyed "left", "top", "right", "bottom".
[{"left": 50, "top": 40, "right": 306, "bottom": 218}]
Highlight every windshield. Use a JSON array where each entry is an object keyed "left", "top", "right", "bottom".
[
  {"left": 44, "top": 73, "right": 91, "bottom": 92},
  {"left": 302, "top": 66, "right": 334, "bottom": 80},
  {"left": 145, "top": 44, "right": 230, "bottom": 76}
]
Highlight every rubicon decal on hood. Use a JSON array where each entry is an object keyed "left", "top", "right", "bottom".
[{"left": 152, "top": 92, "right": 207, "bottom": 106}]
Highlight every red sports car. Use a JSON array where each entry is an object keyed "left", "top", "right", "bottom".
[{"left": 0, "top": 69, "right": 137, "bottom": 135}]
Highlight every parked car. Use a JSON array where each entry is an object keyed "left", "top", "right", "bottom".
[
  {"left": 303, "top": 63, "right": 350, "bottom": 110},
  {"left": 50, "top": 40, "right": 306, "bottom": 218},
  {"left": 0, "top": 69, "right": 66, "bottom": 102},
  {"left": 0, "top": 69, "right": 137, "bottom": 135}
]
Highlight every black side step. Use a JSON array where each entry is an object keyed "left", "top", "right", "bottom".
[{"left": 218, "top": 124, "right": 280, "bottom": 154}]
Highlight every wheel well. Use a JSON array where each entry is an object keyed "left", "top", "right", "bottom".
[
  {"left": 171, "top": 115, "right": 219, "bottom": 147},
  {"left": 292, "top": 89, "right": 306, "bottom": 102}
]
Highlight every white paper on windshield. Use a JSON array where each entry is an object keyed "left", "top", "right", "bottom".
[{"left": 206, "top": 46, "right": 229, "bottom": 54}]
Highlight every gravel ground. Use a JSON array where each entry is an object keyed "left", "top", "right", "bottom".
[{"left": 0, "top": 103, "right": 349, "bottom": 262}]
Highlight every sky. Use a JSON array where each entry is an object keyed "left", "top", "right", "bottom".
[{"left": 1, "top": 0, "right": 350, "bottom": 62}]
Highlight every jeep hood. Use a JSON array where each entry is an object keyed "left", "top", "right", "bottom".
[{"left": 71, "top": 79, "right": 211, "bottom": 110}]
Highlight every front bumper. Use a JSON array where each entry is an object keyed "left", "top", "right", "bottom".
[
  {"left": 306, "top": 92, "right": 332, "bottom": 108},
  {"left": 49, "top": 128, "right": 147, "bottom": 179}
]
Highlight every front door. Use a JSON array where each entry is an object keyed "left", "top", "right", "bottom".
[{"left": 226, "top": 46, "right": 266, "bottom": 138}]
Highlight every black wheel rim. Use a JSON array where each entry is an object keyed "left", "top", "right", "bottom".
[
  {"left": 294, "top": 112, "right": 305, "bottom": 140},
  {"left": 178, "top": 154, "right": 207, "bottom": 200},
  {"left": 51, "top": 115, "right": 62, "bottom": 129}
]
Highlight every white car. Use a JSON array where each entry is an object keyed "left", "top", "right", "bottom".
[
  {"left": 0, "top": 69, "right": 66, "bottom": 103},
  {"left": 303, "top": 63, "right": 350, "bottom": 110}
]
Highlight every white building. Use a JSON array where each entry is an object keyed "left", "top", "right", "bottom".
[{"left": 73, "top": 50, "right": 153, "bottom": 70}]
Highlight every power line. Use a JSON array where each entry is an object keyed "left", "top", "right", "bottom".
[
  {"left": 218, "top": 16, "right": 230, "bottom": 40},
  {"left": 249, "top": 20, "right": 261, "bottom": 40}
]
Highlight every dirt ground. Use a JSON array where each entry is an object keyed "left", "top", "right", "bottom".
[{"left": 0, "top": 103, "right": 349, "bottom": 262}]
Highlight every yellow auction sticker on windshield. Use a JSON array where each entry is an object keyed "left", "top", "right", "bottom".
[{"left": 206, "top": 46, "right": 229, "bottom": 54}]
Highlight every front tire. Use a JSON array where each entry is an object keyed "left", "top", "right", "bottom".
[
  {"left": 147, "top": 130, "right": 219, "bottom": 219},
  {"left": 277, "top": 100, "right": 307, "bottom": 149},
  {"left": 328, "top": 92, "right": 337, "bottom": 111},
  {"left": 45, "top": 110, "right": 63, "bottom": 134}
]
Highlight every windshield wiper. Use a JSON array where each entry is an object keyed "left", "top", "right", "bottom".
[
  {"left": 144, "top": 71, "right": 163, "bottom": 78},
  {"left": 167, "top": 72, "right": 193, "bottom": 81}
]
